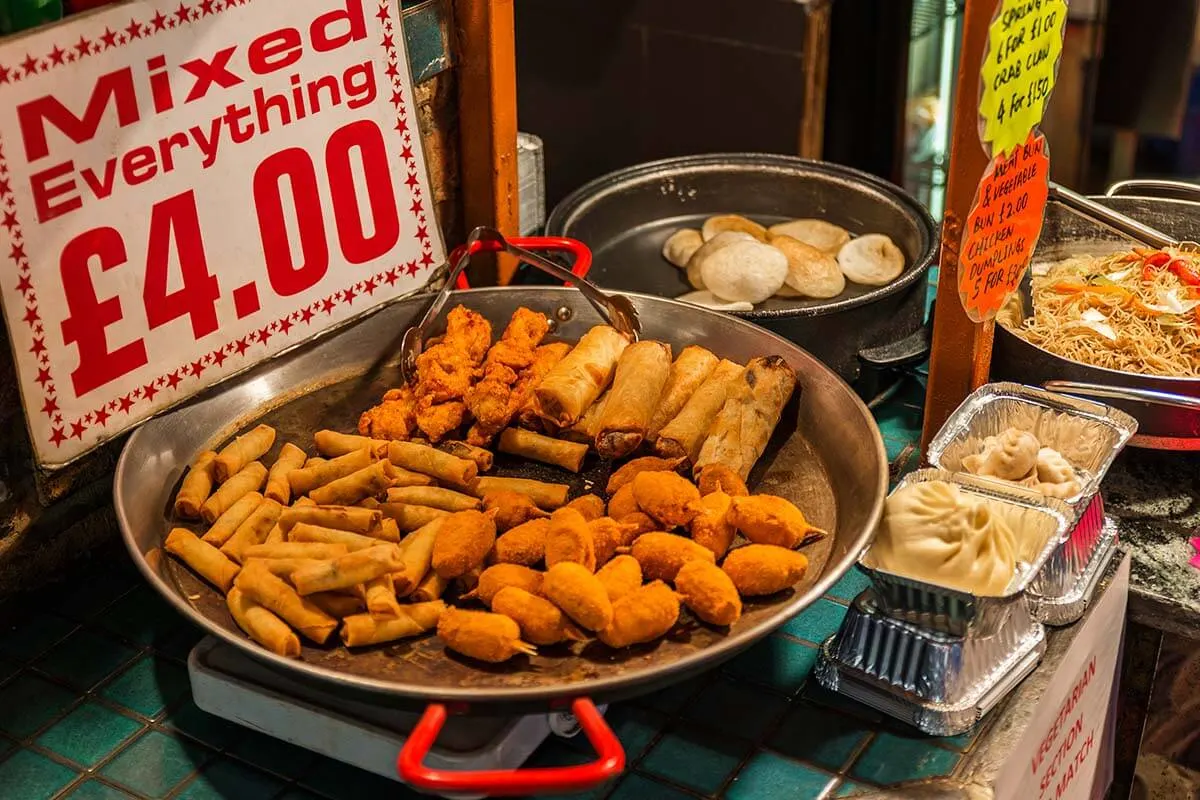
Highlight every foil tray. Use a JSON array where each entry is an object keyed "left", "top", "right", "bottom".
[
  {"left": 814, "top": 591, "right": 1046, "bottom": 736},
  {"left": 925, "top": 382, "right": 1137, "bottom": 508},
  {"left": 859, "top": 469, "right": 1071, "bottom": 637},
  {"left": 1028, "top": 502, "right": 1119, "bottom": 626}
]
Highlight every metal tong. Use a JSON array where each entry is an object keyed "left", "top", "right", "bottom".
[
  {"left": 399, "top": 226, "right": 641, "bottom": 383},
  {"left": 1048, "top": 182, "right": 1188, "bottom": 250}
]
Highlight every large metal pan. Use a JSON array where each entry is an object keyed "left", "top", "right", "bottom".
[
  {"left": 993, "top": 180, "right": 1200, "bottom": 450},
  {"left": 545, "top": 153, "right": 939, "bottom": 389},
  {"left": 113, "top": 285, "right": 886, "bottom": 790}
]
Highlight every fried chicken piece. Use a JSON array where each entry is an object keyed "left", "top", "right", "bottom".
[
  {"left": 358, "top": 386, "right": 417, "bottom": 440},
  {"left": 416, "top": 347, "right": 477, "bottom": 403},
  {"left": 483, "top": 308, "right": 549, "bottom": 370},
  {"left": 728, "top": 495, "right": 825, "bottom": 549},
  {"left": 464, "top": 311, "right": 553, "bottom": 445},
  {"left": 630, "top": 532, "right": 715, "bottom": 583},
  {"left": 415, "top": 398, "right": 468, "bottom": 443},
  {"left": 598, "top": 581, "right": 680, "bottom": 649},
  {"left": 722, "top": 544, "right": 808, "bottom": 595},
  {"left": 631, "top": 472, "right": 701, "bottom": 529},
  {"left": 675, "top": 561, "right": 741, "bottom": 626},
  {"left": 438, "top": 607, "right": 535, "bottom": 662},
  {"left": 444, "top": 305, "right": 493, "bottom": 364}
]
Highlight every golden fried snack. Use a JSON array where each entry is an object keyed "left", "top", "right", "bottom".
[
  {"left": 385, "top": 486, "right": 481, "bottom": 512},
  {"left": 631, "top": 471, "right": 701, "bottom": 528},
  {"left": 655, "top": 360, "right": 744, "bottom": 463},
  {"left": 588, "top": 517, "right": 636, "bottom": 567},
  {"left": 387, "top": 441, "right": 478, "bottom": 487},
  {"left": 440, "top": 441, "right": 494, "bottom": 472},
  {"left": 492, "top": 518, "right": 552, "bottom": 566},
  {"left": 630, "top": 532, "right": 716, "bottom": 583},
  {"left": 227, "top": 588, "right": 300, "bottom": 657},
  {"left": 456, "top": 565, "right": 483, "bottom": 594},
  {"left": 215, "top": 424, "right": 277, "bottom": 482},
  {"left": 202, "top": 491, "right": 264, "bottom": 546},
  {"left": 201, "top": 462, "right": 267, "bottom": 524},
  {"left": 492, "top": 587, "right": 585, "bottom": 646},
  {"left": 291, "top": 544, "right": 406, "bottom": 595},
  {"left": 221, "top": 499, "right": 284, "bottom": 564},
  {"left": 437, "top": 608, "right": 535, "bottom": 662},
  {"left": 694, "top": 356, "right": 796, "bottom": 480},
  {"left": 411, "top": 571, "right": 450, "bottom": 602},
  {"left": 617, "top": 512, "right": 657, "bottom": 538},
  {"left": 380, "top": 503, "right": 451, "bottom": 532},
  {"left": 482, "top": 490, "right": 548, "bottom": 531},
  {"left": 542, "top": 562, "right": 613, "bottom": 631},
  {"left": 174, "top": 451, "right": 217, "bottom": 519},
  {"left": 415, "top": 398, "right": 469, "bottom": 444},
  {"left": 595, "top": 555, "right": 642, "bottom": 603},
  {"left": 289, "top": 522, "right": 381, "bottom": 551},
  {"left": 246, "top": 557, "right": 324, "bottom": 581},
  {"left": 468, "top": 564, "right": 544, "bottom": 606},
  {"left": 165, "top": 528, "right": 240, "bottom": 592},
  {"left": 647, "top": 346, "right": 719, "bottom": 440},
  {"left": 308, "top": 591, "right": 367, "bottom": 618},
  {"left": 544, "top": 508, "right": 596, "bottom": 572},
  {"left": 358, "top": 386, "right": 418, "bottom": 441},
  {"left": 364, "top": 517, "right": 401, "bottom": 543},
  {"left": 499, "top": 428, "right": 588, "bottom": 473},
  {"left": 533, "top": 325, "right": 630, "bottom": 428},
  {"left": 365, "top": 575, "right": 404, "bottom": 617},
  {"left": 675, "top": 561, "right": 741, "bottom": 626},
  {"left": 728, "top": 495, "right": 825, "bottom": 548},
  {"left": 722, "top": 544, "right": 808, "bottom": 595},
  {"left": 264, "top": 443, "right": 307, "bottom": 504},
  {"left": 309, "top": 460, "right": 393, "bottom": 506},
  {"left": 566, "top": 494, "right": 606, "bottom": 522},
  {"left": 432, "top": 509, "right": 497, "bottom": 579},
  {"left": 564, "top": 390, "right": 608, "bottom": 443},
  {"left": 341, "top": 601, "right": 446, "bottom": 647},
  {"left": 605, "top": 456, "right": 686, "bottom": 496},
  {"left": 471, "top": 477, "right": 569, "bottom": 510},
  {"left": 244, "top": 542, "right": 349, "bottom": 560},
  {"left": 598, "top": 581, "right": 680, "bottom": 648},
  {"left": 606, "top": 483, "right": 641, "bottom": 520},
  {"left": 688, "top": 491, "right": 735, "bottom": 558},
  {"left": 289, "top": 449, "right": 373, "bottom": 496},
  {"left": 596, "top": 340, "right": 673, "bottom": 459},
  {"left": 263, "top": 522, "right": 285, "bottom": 546},
  {"left": 314, "top": 430, "right": 388, "bottom": 458},
  {"left": 392, "top": 518, "right": 442, "bottom": 596},
  {"left": 235, "top": 560, "right": 338, "bottom": 644},
  {"left": 387, "top": 468, "right": 438, "bottom": 488},
  {"left": 695, "top": 464, "right": 749, "bottom": 498}
]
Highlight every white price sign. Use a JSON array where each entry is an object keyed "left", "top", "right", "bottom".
[{"left": 0, "top": 0, "right": 443, "bottom": 466}]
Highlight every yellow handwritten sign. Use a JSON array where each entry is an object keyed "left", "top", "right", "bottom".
[{"left": 978, "top": 0, "right": 1067, "bottom": 158}]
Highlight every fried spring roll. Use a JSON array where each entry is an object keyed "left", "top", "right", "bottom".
[
  {"left": 221, "top": 499, "right": 284, "bottom": 564},
  {"left": 165, "top": 528, "right": 240, "bottom": 592},
  {"left": 694, "top": 356, "right": 797, "bottom": 480},
  {"left": 393, "top": 519, "right": 443, "bottom": 596},
  {"left": 288, "top": 449, "right": 374, "bottom": 496},
  {"left": 595, "top": 341, "right": 673, "bottom": 459},
  {"left": 264, "top": 443, "right": 307, "bottom": 504},
  {"left": 648, "top": 346, "right": 719, "bottom": 439},
  {"left": 314, "top": 430, "right": 388, "bottom": 458},
  {"left": 439, "top": 441, "right": 493, "bottom": 472},
  {"left": 410, "top": 571, "right": 449, "bottom": 602},
  {"left": 386, "top": 486, "right": 481, "bottom": 512},
  {"left": 263, "top": 523, "right": 285, "bottom": 545},
  {"left": 379, "top": 503, "right": 451, "bottom": 532},
  {"left": 200, "top": 463, "right": 268, "bottom": 524},
  {"left": 366, "top": 517, "right": 402, "bottom": 543},
  {"left": 387, "top": 441, "right": 478, "bottom": 487},
  {"left": 340, "top": 601, "right": 446, "bottom": 647},
  {"left": 174, "top": 451, "right": 218, "bottom": 519},
  {"left": 498, "top": 428, "right": 588, "bottom": 473},
  {"left": 279, "top": 505, "right": 381, "bottom": 534},
  {"left": 365, "top": 575, "right": 403, "bottom": 616},
  {"left": 215, "top": 424, "right": 277, "bottom": 483},
  {"left": 532, "top": 326, "right": 629, "bottom": 429},
  {"left": 248, "top": 557, "right": 324, "bottom": 580},
  {"left": 307, "top": 591, "right": 366, "bottom": 618},
  {"left": 234, "top": 560, "right": 338, "bottom": 643},
  {"left": 389, "top": 467, "right": 437, "bottom": 488},
  {"left": 309, "top": 460, "right": 393, "bottom": 506},
  {"left": 244, "top": 542, "right": 350, "bottom": 560},
  {"left": 202, "top": 491, "right": 264, "bottom": 546},
  {"left": 564, "top": 391, "right": 609, "bottom": 443},
  {"left": 227, "top": 587, "right": 300, "bottom": 657},
  {"left": 655, "top": 360, "right": 745, "bottom": 463},
  {"left": 305, "top": 457, "right": 326, "bottom": 468},
  {"left": 294, "top": 496, "right": 316, "bottom": 507},
  {"left": 289, "top": 522, "right": 382, "bottom": 551},
  {"left": 291, "top": 544, "right": 405, "bottom": 595},
  {"left": 469, "top": 477, "right": 569, "bottom": 510}
]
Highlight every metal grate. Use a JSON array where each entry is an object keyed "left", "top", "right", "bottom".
[{"left": 912, "top": 0, "right": 964, "bottom": 39}]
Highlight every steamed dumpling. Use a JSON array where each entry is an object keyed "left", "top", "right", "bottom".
[
  {"left": 767, "top": 219, "right": 850, "bottom": 255},
  {"left": 979, "top": 428, "right": 1039, "bottom": 481},
  {"left": 1035, "top": 447, "right": 1076, "bottom": 485},
  {"left": 662, "top": 229, "right": 704, "bottom": 268},
  {"left": 685, "top": 231, "right": 756, "bottom": 289},
  {"left": 868, "top": 481, "right": 1018, "bottom": 596},
  {"left": 837, "top": 234, "right": 905, "bottom": 286},
  {"left": 699, "top": 239, "right": 788, "bottom": 304},
  {"left": 768, "top": 234, "right": 845, "bottom": 299}
]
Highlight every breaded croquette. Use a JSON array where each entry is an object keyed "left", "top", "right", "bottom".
[
  {"left": 598, "top": 581, "right": 680, "bottom": 648},
  {"left": 565, "top": 494, "right": 606, "bottom": 521},
  {"left": 630, "top": 532, "right": 715, "bottom": 583},
  {"left": 688, "top": 491, "right": 735, "bottom": 558},
  {"left": 544, "top": 508, "right": 596, "bottom": 571},
  {"left": 607, "top": 483, "right": 641, "bottom": 520},
  {"left": 483, "top": 490, "right": 548, "bottom": 532},
  {"left": 595, "top": 555, "right": 642, "bottom": 603},
  {"left": 469, "top": 563, "right": 544, "bottom": 606},
  {"left": 437, "top": 607, "right": 535, "bottom": 662},
  {"left": 432, "top": 509, "right": 497, "bottom": 579},
  {"left": 605, "top": 456, "right": 686, "bottom": 495},
  {"left": 721, "top": 544, "right": 808, "bottom": 595},
  {"left": 492, "top": 586, "right": 585, "bottom": 645},
  {"left": 631, "top": 472, "right": 701, "bottom": 528},
  {"left": 675, "top": 560, "right": 741, "bottom": 626},
  {"left": 695, "top": 464, "right": 749, "bottom": 497},
  {"left": 728, "top": 495, "right": 825, "bottom": 549},
  {"left": 542, "top": 562, "right": 613, "bottom": 631},
  {"left": 492, "top": 518, "right": 551, "bottom": 566}
]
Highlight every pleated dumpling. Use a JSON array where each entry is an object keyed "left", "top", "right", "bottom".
[
  {"left": 979, "top": 428, "right": 1039, "bottom": 481},
  {"left": 1035, "top": 447, "right": 1076, "bottom": 485},
  {"left": 868, "top": 481, "right": 1018, "bottom": 596}
]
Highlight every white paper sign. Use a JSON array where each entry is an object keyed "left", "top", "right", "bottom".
[
  {"left": 0, "top": 0, "right": 444, "bottom": 466},
  {"left": 994, "top": 554, "right": 1130, "bottom": 800}
]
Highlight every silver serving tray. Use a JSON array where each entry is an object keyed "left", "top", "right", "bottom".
[{"left": 1028, "top": 503, "right": 1120, "bottom": 626}]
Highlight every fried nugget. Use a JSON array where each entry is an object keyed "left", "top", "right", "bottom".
[
  {"left": 483, "top": 490, "right": 549, "bottom": 532},
  {"left": 437, "top": 607, "right": 535, "bottom": 662},
  {"left": 415, "top": 350, "right": 476, "bottom": 403},
  {"left": 566, "top": 494, "right": 606, "bottom": 522},
  {"left": 695, "top": 464, "right": 749, "bottom": 497},
  {"left": 358, "top": 386, "right": 418, "bottom": 440},
  {"left": 443, "top": 305, "right": 492, "bottom": 363},
  {"left": 630, "top": 532, "right": 716, "bottom": 583},
  {"left": 544, "top": 508, "right": 596, "bottom": 572},
  {"left": 675, "top": 560, "right": 741, "bottom": 626},
  {"left": 631, "top": 472, "right": 701, "bottom": 529},
  {"left": 607, "top": 483, "right": 641, "bottom": 520},
  {"left": 596, "top": 555, "right": 642, "bottom": 603},
  {"left": 598, "top": 581, "right": 680, "bottom": 648},
  {"left": 492, "top": 518, "right": 551, "bottom": 566},
  {"left": 542, "top": 562, "right": 613, "bottom": 631},
  {"left": 415, "top": 398, "right": 468, "bottom": 444},
  {"left": 469, "top": 563, "right": 544, "bottom": 606},
  {"left": 587, "top": 517, "right": 638, "bottom": 567},
  {"left": 688, "top": 491, "right": 735, "bottom": 558},
  {"left": 722, "top": 544, "right": 808, "bottom": 595},
  {"left": 492, "top": 586, "right": 585, "bottom": 646},
  {"left": 606, "top": 456, "right": 686, "bottom": 495},
  {"left": 728, "top": 495, "right": 825, "bottom": 549},
  {"left": 432, "top": 509, "right": 497, "bottom": 579}
]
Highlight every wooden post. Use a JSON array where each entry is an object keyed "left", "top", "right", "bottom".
[
  {"left": 454, "top": 0, "right": 521, "bottom": 284},
  {"left": 920, "top": 0, "right": 999, "bottom": 449}
]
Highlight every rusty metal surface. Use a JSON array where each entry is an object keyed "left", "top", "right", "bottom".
[{"left": 114, "top": 287, "right": 886, "bottom": 707}]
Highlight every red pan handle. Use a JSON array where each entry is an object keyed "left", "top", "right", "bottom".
[
  {"left": 396, "top": 698, "right": 624, "bottom": 796},
  {"left": 452, "top": 236, "right": 593, "bottom": 290}
]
